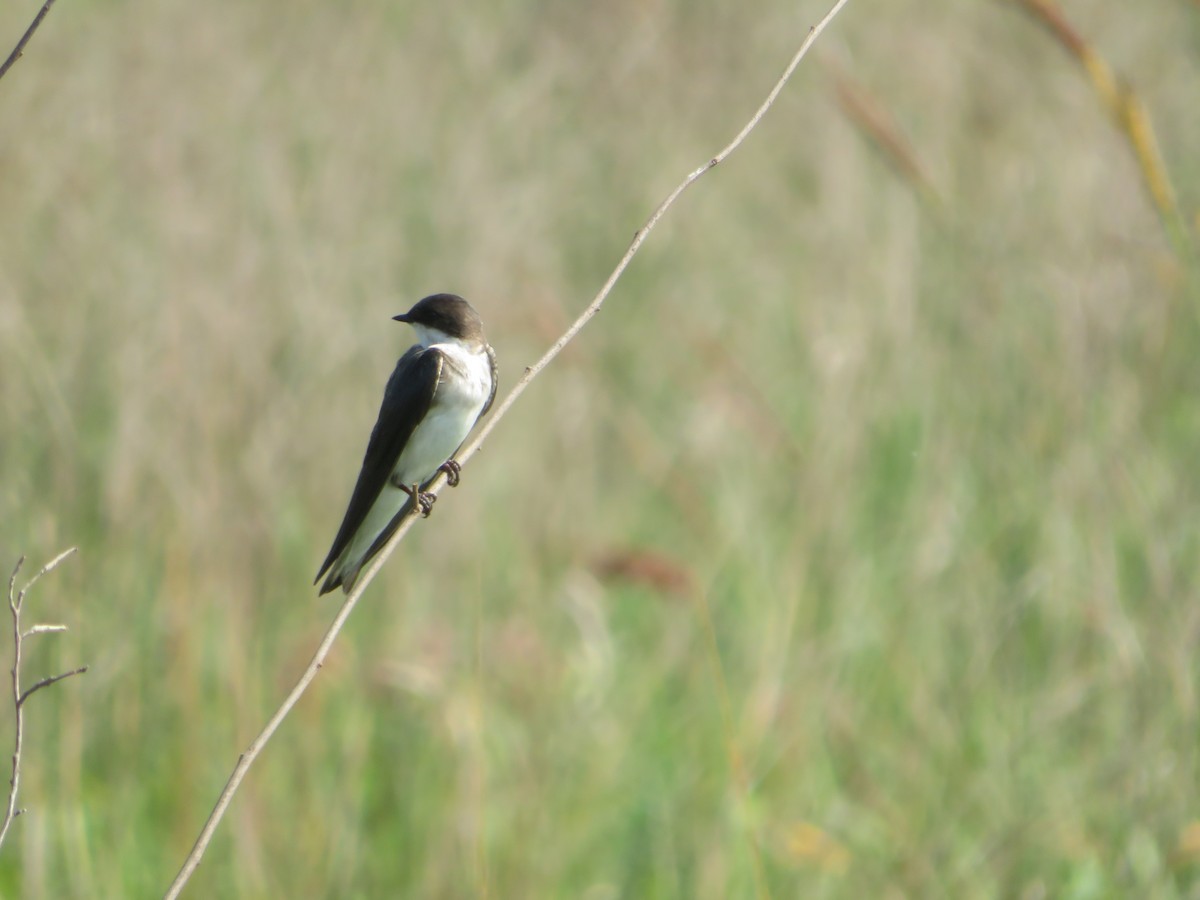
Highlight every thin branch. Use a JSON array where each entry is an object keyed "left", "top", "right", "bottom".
[
  {"left": 1, "top": 558, "right": 25, "bottom": 852},
  {"left": 6, "top": 557, "right": 24, "bottom": 611},
  {"left": 19, "top": 664, "right": 88, "bottom": 707},
  {"left": 163, "top": 1, "right": 853, "bottom": 895},
  {"left": 18, "top": 546, "right": 76, "bottom": 598},
  {"left": 0, "top": 548, "right": 83, "bottom": 854},
  {"left": 0, "top": 0, "right": 61, "bottom": 83},
  {"left": 22, "top": 624, "right": 68, "bottom": 639}
]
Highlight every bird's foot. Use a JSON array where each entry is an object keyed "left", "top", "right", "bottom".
[
  {"left": 400, "top": 483, "right": 438, "bottom": 518},
  {"left": 439, "top": 459, "right": 462, "bottom": 487},
  {"left": 416, "top": 491, "right": 436, "bottom": 517}
]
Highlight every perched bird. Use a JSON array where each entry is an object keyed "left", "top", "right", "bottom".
[{"left": 315, "top": 293, "right": 497, "bottom": 595}]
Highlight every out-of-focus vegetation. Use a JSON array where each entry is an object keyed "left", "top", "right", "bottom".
[{"left": 1, "top": 0, "right": 1198, "bottom": 896}]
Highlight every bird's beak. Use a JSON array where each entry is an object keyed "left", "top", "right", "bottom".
[{"left": 392, "top": 313, "right": 411, "bottom": 323}]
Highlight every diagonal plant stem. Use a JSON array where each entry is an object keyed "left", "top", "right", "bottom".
[
  {"left": 163, "top": 1, "right": 852, "bottom": 895},
  {"left": 1006, "top": 0, "right": 1192, "bottom": 257},
  {"left": 0, "top": 0, "right": 61, "bottom": 83},
  {"left": 19, "top": 665, "right": 89, "bottom": 706}
]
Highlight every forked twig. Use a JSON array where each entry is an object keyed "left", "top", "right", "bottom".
[
  {"left": 0, "top": 548, "right": 87, "bottom": 853},
  {"left": 163, "top": 1, "right": 853, "bottom": 895},
  {"left": 0, "top": 0, "right": 61, "bottom": 83}
]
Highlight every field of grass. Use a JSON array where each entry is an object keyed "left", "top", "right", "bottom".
[{"left": 1, "top": 0, "right": 1198, "bottom": 896}]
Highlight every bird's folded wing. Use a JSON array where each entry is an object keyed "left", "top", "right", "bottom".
[{"left": 314, "top": 347, "right": 443, "bottom": 583}]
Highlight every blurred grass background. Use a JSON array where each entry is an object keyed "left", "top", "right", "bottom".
[{"left": 1, "top": 0, "right": 1199, "bottom": 896}]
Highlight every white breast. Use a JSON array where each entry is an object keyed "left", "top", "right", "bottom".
[{"left": 391, "top": 340, "right": 492, "bottom": 489}]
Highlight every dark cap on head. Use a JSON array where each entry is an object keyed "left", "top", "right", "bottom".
[{"left": 393, "top": 293, "right": 486, "bottom": 342}]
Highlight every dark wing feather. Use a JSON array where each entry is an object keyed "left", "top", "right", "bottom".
[
  {"left": 478, "top": 343, "right": 499, "bottom": 423},
  {"left": 314, "top": 347, "right": 443, "bottom": 584},
  {"left": 354, "top": 342, "right": 497, "bottom": 574}
]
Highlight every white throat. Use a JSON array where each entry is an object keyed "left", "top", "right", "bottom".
[{"left": 412, "top": 324, "right": 476, "bottom": 351}]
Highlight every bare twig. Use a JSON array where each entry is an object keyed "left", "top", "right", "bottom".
[
  {"left": 163, "top": 1, "right": 853, "bottom": 895},
  {"left": 0, "top": 0, "right": 61, "bottom": 83},
  {"left": 0, "top": 547, "right": 86, "bottom": 853},
  {"left": 19, "top": 665, "right": 89, "bottom": 707},
  {"left": 22, "top": 624, "right": 67, "bottom": 639}
]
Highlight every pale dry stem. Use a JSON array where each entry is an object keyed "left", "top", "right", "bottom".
[{"left": 0, "top": 547, "right": 87, "bottom": 854}]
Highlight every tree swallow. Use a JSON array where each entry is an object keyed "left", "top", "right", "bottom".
[{"left": 315, "top": 293, "right": 498, "bottom": 595}]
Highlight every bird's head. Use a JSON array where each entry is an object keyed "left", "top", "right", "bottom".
[{"left": 393, "top": 293, "right": 487, "bottom": 349}]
